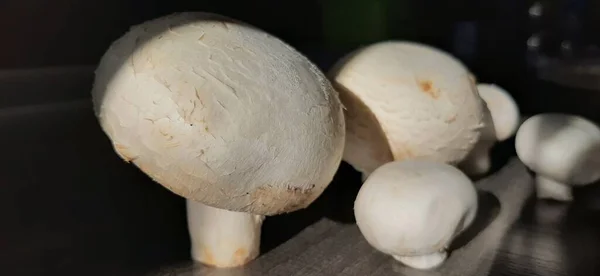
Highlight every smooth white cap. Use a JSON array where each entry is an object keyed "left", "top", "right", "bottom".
[
  {"left": 354, "top": 160, "right": 478, "bottom": 269},
  {"left": 91, "top": 12, "right": 345, "bottom": 215},
  {"left": 515, "top": 113, "right": 600, "bottom": 186},
  {"left": 330, "top": 41, "right": 486, "bottom": 176},
  {"left": 476, "top": 84, "right": 520, "bottom": 141}
]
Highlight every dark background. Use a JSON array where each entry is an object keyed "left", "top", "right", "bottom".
[
  {"left": 0, "top": 0, "right": 526, "bottom": 72},
  {"left": 2, "top": 0, "right": 598, "bottom": 120},
  {"left": 0, "top": 0, "right": 599, "bottom": 275}
]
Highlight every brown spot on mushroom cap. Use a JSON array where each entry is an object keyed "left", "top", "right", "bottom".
[
  {"left": 419, "top": 80, "right": 432, "bottom": 91},
  {"left": 445, "top": 114, "right": 458, "bottom": 123},
  {"left": 417, "top": 79, "right": 440, "bottom": 99}
]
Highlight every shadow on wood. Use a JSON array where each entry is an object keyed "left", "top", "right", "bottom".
[{"left": 450, "top": 191, "right": 501, "bottom": 251}]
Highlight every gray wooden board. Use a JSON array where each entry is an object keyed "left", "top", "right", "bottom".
[{"left": 152, "top": 159, "right": 537, "bottom": 276}]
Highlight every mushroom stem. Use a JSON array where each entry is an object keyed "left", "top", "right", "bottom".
[
  {"left": 186, "top": 199, "right": 265, "bottom": 267},
  {"left": 535, "top": 175, "right": 573, "bottom": 201},
  {"left": 459, "top": 142, "right": 493, "bottom": 177},
  {"left": 393, "top": 251, "right": 448, "bottom": 270}
]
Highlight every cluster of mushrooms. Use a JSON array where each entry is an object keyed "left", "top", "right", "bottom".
[{"left": 91, "top": 12, "right": 600, "bottom": 270}]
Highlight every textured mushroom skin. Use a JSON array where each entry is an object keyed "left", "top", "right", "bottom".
[
  {"left": 92, "top": 12, "right": 345, "bottom": 215},
  {"left": 329, "top": 41, "right": 485, "bottom": 175}
]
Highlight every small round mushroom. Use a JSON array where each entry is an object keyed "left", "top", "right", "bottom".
[
  {"left": 328, "top": 41, "right": 486, "bottom": 180},
  {"left": 515, "top": 113, "right": 600, "bottom": 201},
  {"left": 477, "top": 84, "right": 520, "bottom": 142},
  {"left": 92, "top": 12, "right": 345, "bottom": 267},
  {"left": 460, "top": 84, "right": 521, "bottom": 176},
  {"left": 354, "top": 160, "right": 478, "bottom": 270}
]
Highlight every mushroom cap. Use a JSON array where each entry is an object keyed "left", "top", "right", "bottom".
[
  {"left": 91, "top": 12, "right": 345, "bottom": 215},
  {"left": 329, "top": 41, "right": 485, "bottom": 175},
  {"left": 476, "top": 84, "right": 520, "bottom": 141},
  {"left": 515, "top": 113, "right": 600, "bottom": 186},
  {"left": 354, "top": 160, "right": 478, "bottom": 258}
]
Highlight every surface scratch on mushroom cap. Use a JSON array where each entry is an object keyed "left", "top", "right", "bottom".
[
  {"left": 91, "top": 12, "right": 345, "bottom": 216},
  {"left": 329, "top": 41, "right": 485, "bottom": 174}
]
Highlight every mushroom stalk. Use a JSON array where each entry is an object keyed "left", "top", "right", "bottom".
[
  {"left": 535, "top": 175, "right": 573, "bottom": 201},
  {"left": 459, "top": 141, "right": 493, "bottom": 177},
  {"left": 330, "top": 41, "right": 486, "bottom": 177},
  {"left": 460, "top": 83, "right": 520, "bottom": 177},
  {"left": 187, "top": 200, "right": 265, "bottom": 267},
  {"left": 393, "top": 251, "right": 448, "bottom": 270}
]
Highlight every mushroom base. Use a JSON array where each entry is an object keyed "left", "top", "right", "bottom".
[
  {"left": 535, "top": 175, "right": 573, "bottom": 202},
  {"left": 187, "top": 200, "right": 265, "bottom": 268},
  {"left": 393, "top": 251, "right": 448, "bottom": 270}
]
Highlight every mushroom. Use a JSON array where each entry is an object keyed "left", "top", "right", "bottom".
[
  {"left": 91, "top": 12, "right": 345, "bottom": 267},
  {"left": 354, "top": 160, "right": 478, "bottom": 270},
  {"left": 459, "top": 84, "right": 521, "bottom": 176},
  {"left": 515, "top": 113, "right": 600, "bottom": 201},
  {"left": 328, "top": 41, "right": 486, "bottom": 180}
]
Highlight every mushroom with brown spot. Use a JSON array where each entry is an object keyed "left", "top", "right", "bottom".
[
  {"left": 328, "top": 41, "right": 486, "bottom": 180},
  {"left": 91, "top": 12, "right": 345, "bottom": 268}
]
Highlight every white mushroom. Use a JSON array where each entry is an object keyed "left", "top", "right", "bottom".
[
  {"left": 328, "top": 41, "right": 486, "bottom": 180},
  {"left": 91, "top": 12, "right": 345, "bottom": 267},
  {"left": 477, "top": 84, "right": 521, "bottom": 142},
  {"left": 460, "top": 84, "right": 521, "bottom": 176},
  {"left": 515, "top": 113, "right": 600, "bottom": 201},
  {"left": 354, "top": 160, "right": 478, "bottom": 270}
]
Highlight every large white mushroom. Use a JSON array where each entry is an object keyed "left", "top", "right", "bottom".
[
  {"left": 354, "top": 160, "right": 478, "bottom": 270},
  {"left": 91, "top": 12, "right": 345, "bottom": 267},
  {"left": 460, "top": 83, "right": 521, "bottom": 176},
  {"left": 328, "top": 41, "right": 486, "bottom": 180},
  {"left": 515, "top": 113, "right": 600, "bottom": 201}
]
